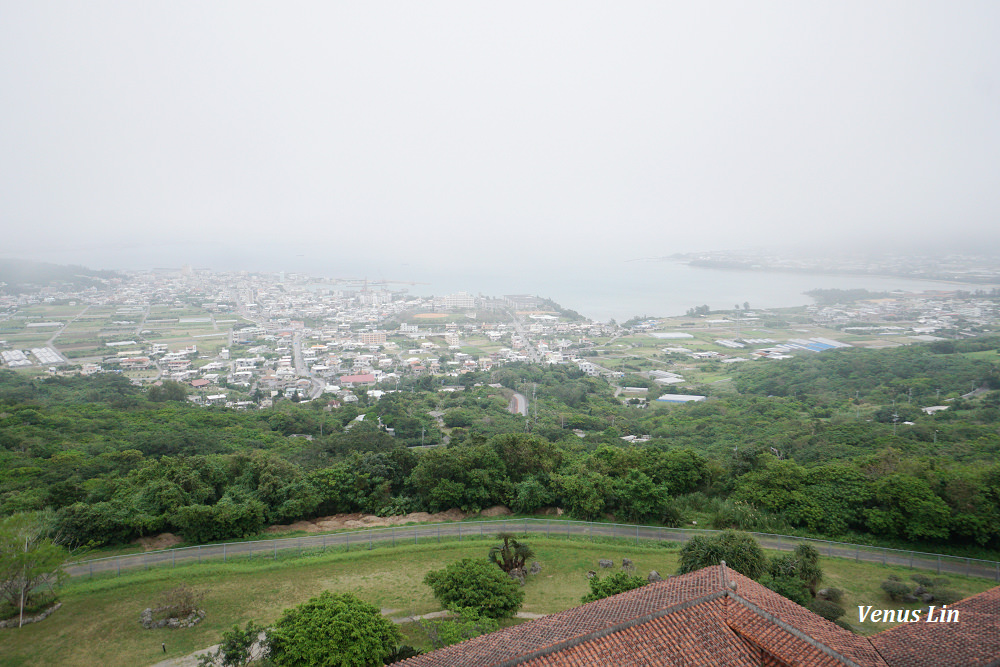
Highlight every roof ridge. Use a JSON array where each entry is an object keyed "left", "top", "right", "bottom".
[
  {"left": 725, "top": 589, "right": 880, "bottom": 667},
  {"left": 866, "top": 635, "right": 893, "bottom": 667},
  {"left": 488, "top": 590, "right": 729, "bottom": 667}
]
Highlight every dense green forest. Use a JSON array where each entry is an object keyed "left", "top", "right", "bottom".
[{"left": 2, "top": 336, "right": 999, "bottom": 555}]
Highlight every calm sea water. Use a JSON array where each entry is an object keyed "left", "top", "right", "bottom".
[
  {"left": 21, "top": 245, "right": 992, "bottom": 322},
  {"left": 413, "top": 261, "right": 985, "bottom": 322}
]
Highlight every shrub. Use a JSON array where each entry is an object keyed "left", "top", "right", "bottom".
[
  {"left": 418, "top": 608, "right": 499, "bottom": 650},
  {"left": 768, "top": 555, "right": 801, "bottom": 579},
  {"left": 809, "top": 600, "right": 846, "bottom": 622},
  {"left": 711, "top": 500, "right": 787, "bottom": 532},
  {"left": 266, "top": 591, "right": 400, "bottom": 667},
  {"left": 154, "top": 583, "right": 204, "bottom": 620},
  {"left": 759, "top": 574, "right": 812, "bottom": 607},
  {"left": 423, "top": 558, "right": 525, "bottom": 619},
  {"left": 834, "top": 618, "right": 855, "bottom": 632},
  {"left": 909, "top": 574, "right": 933, "bottom": 588},
  {"left": 196, "top": 621, "right": 266, "bottom": 667},
  {"left": 511, "top": 478, "right": 552, "bottom": 515},
  {"left": 821, "top": 587, "right": 844, "bottom": 603},
  {"left": 581, "top": 571, "right": 648, "bottom": 604},
  {"left": 934, "top": 588, "right": 962, "bottom": 605},
  {"left": 660, "top": 504, "right": 683, "bottom": 527},
  {"left": 880, "top": 579, "right": 911, "bottom": 601},
  {"left": 678, "top": 531, "right": 766, "bottom": 579}
]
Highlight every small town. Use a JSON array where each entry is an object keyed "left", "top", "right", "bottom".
[{"left": 2, "top": 266, "right": 998, "bottom": 413}]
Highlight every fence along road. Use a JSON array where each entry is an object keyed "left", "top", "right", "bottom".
[{"left": 65, "top": 518, "right": 1000, "bottom": 583}]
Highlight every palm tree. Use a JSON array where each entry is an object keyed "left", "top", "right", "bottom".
[{"left": 488, "top": 533, "right": 534, "bottom": 573}]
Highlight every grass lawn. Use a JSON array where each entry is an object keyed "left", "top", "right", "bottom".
[
  {"left": 0, "top": 538, "right": 679, "bottom": 667},
  {"left": 1, "top": 537, "right": 996, "bottom": 666},
  {"left": 962, "top": 350, "right": 1000, "bottom": 362},
  {"left": 398, "top": 615, "right": 531, "bottom": 649}
]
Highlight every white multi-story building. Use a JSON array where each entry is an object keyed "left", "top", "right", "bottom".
[{"left": 444, "top": 292, "right": 476, "bottom": 309}]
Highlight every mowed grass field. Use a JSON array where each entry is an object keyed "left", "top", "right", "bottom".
[{"left": 1, "top": 537, "right": 996, "bottom": 667}]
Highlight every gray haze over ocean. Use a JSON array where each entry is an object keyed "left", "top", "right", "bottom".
[{"left": 2, "top": 2, "right": 999, "bottom": 317}]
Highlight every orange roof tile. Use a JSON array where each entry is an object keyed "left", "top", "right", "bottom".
[
  {"left": 395, "top": 564, "right": 895, "bottom": 667},
  {"left": 870, "top": 586, "right": 1000, "bottom": 667}
]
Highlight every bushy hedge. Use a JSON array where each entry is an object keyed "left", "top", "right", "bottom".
[
  {"left": 678, "top": 531, "right": 767, "bottom": 579},
  {"left": 423, "top": 558, "right": 524, "bottom": 619},
  {"left": 266, "top": 591, "right": 400, "bottom": 667}
]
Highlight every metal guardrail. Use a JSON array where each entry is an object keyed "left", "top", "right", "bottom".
[{"left": 64, "top": 518, "right": 1000, "bottom": 583}]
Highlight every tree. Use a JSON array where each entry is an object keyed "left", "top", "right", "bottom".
[
  {"left": 790, "top": 544, "right": 823, "bottom": 597},
  {"left": 552, "top": 470, "right": 612, "bottom": 521},
  {"left": 265, "top": 591, "right": 400, "bottom": 667},
  {"left": 759, "top": 573, "right": 811, "bottom": 607},
  {"left": 487, "top": 533, "right": 534, "bottom": 573},
  {"left": 613, "top": 470, "right": 672, "bottom": 524},
  {"left": 581, "top": 571, "right": 648, "bottom": 603},
  {"left": 677, "top": 531, "right": 766, "bottom": 580},
  {"left": 148, "top": 380, "right": 188, "bottom": 402},
  {"left": 510, "top": 477, "right": 552, "bottom": 514},
  {"left": 423, "top": 558, "right": 524, "bottom": 619},
  {"left": 197, "top": 621, "right": 266, "bottom": 667},
  {"left": 0, "top": 512, "right": 67, "bottom": 627}
]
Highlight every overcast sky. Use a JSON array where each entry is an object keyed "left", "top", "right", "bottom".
[{"left": 1, "top": 2, "right": 998, "bottom": 275}]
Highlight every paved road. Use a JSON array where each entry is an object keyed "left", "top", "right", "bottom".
[
  {"left": 45, "top": 304, "right": 91, "bottom": 348},
  {"left": 65, "top": 520, "right": 1000, "bottom": 584},
  {"left": 508, "top": 312, "right": 542, "bottom": 363},
  {"left": 509, "top": 392, "right": 528, "bottom": 416},
  {"left": 291, "top": 330, "right": 325, "bottom": 399}
]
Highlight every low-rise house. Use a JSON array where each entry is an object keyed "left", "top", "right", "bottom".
[{"left": 339, "top": 373, "right": 376, "bottom": 387}]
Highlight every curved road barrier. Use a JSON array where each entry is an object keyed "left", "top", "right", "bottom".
[{"left": 65, "top": 518, "right": 1000, "bottom": 583}]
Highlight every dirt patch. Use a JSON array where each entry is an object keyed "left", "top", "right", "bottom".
[
  {"left": 266, "top": 508, "right": 471, "bottom": 534},
  {"left": 534, "top": 506, "right": 564, "bottom": 516},
  {"left": 413, "top": 313, "right": 450, "bottom": 319},
  {"left": 478, "top": 505, "right": 513, "bottom": 517},
  {"left": 132, "top": 533, "right": 184, "bottom": 551}
]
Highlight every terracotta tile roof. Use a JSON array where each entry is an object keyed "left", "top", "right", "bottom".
[
  {"left": 396, "top": 567, "right": 726, "bottom": 667},
  {"left": 519, "top": 598, "right": 758, "bottom": 667},
  {"left": 725, "top": 573, "right": 889, "bottom": 667},
  {"left": 395, "top": 564, "right": 895, "bottom": 667},
  {"left": 870, "top": 586, "right": 1000, "bottom": 667}
]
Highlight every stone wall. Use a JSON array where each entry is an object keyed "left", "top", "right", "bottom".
[
  {"left": 140, "top": 606, "right": 206, "bottom": 629},
  {"left": 0, "top": 602, "right": 62, "bottom": 629}
]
